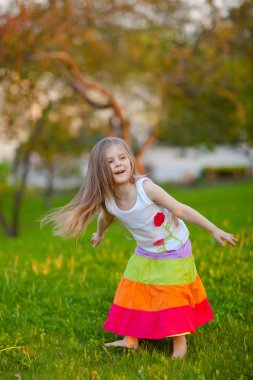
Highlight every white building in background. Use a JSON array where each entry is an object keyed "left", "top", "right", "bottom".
[
  {"left": 142, "top": 145, "right": 252, "bottom": 183},
  {"left": 0, "top": 139, "right": 252, "bottom": 187},
  {"left": 1, "top": 135, "right": 251, "bottom": 187}
]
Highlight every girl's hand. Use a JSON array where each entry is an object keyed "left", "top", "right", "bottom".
[
  {"left": 91, "top": 232, "right": 104, "bottom": 248},
  {"left": 211, "top": 227, "right": 238, "bottom": 247}
]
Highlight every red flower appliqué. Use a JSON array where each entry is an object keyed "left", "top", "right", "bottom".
[
  {"left": 153, "top": 239, "right": 165, "bottom": 246},
  {"left": 154, "top": 212, "right": 165, "bottom": 227}
]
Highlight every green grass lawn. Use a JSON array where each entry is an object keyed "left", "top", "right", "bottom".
[{"left": 0, "top": 181, "right": 252, "bottom": 379}]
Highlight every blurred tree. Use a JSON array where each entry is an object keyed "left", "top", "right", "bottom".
[
  {"left": 0, "top": 0, "right": 184, "bottom": 236},
  {"left": 0, "top": 0, "right": 251, "bottom": 236},
  {"left": 156, "top": 0, "right": 253, "bottom": 146},
  {"left": 0, "top": 67, "right": 108, "bottom": 235}
]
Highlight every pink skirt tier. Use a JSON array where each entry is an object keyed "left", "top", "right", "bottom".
[{"left": 103, "top": 298, "right": 213, "bottom": 339}]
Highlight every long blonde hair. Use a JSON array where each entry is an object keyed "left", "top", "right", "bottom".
[{"left": 41, "top": 137, "right": 136, "bottom": 238}]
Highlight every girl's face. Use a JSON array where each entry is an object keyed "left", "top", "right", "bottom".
[{"left": 106, "top": 144, "right": 132, "bottom": 185}]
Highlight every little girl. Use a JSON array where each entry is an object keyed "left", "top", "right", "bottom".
[{"left": 44, "top": 137, "right": 237, "bottom": 359}]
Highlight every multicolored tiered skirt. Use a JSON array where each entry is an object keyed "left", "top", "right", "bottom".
[{"left": 103, "top": 239, "right": 213, "bottom": 339}]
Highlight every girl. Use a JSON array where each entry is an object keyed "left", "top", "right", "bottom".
[{"left": 43, "top": 137, "right": 237, "bottom": 359}]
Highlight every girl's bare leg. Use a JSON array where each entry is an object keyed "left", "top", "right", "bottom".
[
  {"left": 104, "top": 336, "right": 139, "bottom": 349},
  {"left": 171, "top": 335, "right": 187, "bottom": 359}
]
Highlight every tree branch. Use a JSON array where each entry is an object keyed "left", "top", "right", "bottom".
[
  {"left": 62, "top": 71, "right": 112, "bottom": 110},
  {"left": 135, "top": 133, "right": 155, "bottom": 174},
  {"left": 34, "top": 51, "right": 131, "bottom": 145}
]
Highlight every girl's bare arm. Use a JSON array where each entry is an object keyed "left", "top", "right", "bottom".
[
  {"left": 91, "top": 208, "right": 115, "bottom": 248},
  {"left": 143, "top": 181, "right": 237, "bottom": 247}
]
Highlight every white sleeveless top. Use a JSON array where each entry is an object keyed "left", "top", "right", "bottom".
[{"left": 105, "top": 177, "right": 189, "bottom": 253}]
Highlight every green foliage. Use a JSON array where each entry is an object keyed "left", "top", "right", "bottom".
[
  {"left": 154, "top": 1, "right": 253, "bottom": 146},
  {"left": 201, "top": 166, "right": 250, "bottom": 181},
  {"left": 0, "top": 181, "right": 252, "bottom": 379},
  {"left": 0, "top": 162, "right": 10, "bottom": 184},
  {"left": 0, "top": 162, "right": 11, "bottom": 196},
  {"left": 1, "top": 0, "right": 252, "bottom": 149}
]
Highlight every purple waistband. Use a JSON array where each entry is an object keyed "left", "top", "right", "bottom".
[{"left": 134, "top": 239, "right": 192, "bottom": 259}]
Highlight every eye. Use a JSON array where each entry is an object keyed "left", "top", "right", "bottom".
[
  {"left": 120, "top": 156, "right": 126, "bottom": 160},
  {"left": 108, "top": 160, "right": 113, "bottom": 164}
]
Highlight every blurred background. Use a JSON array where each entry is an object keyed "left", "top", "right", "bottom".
[{"left": 0, "top": 0, "right": 252, "bottom": 237}]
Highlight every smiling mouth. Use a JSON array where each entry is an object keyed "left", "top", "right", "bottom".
[{"left": 115, "top": 170, "right": 125, "bottom": 175}]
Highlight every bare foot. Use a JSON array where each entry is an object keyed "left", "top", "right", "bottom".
[
  {"left": 171, "top": 335, "right": 187, "bottom": 359},
  {"left": 104, "top": 336, "right": 139, "bottom": 349}
]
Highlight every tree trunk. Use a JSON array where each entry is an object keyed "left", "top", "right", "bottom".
[
  {"left": 44, "top": 164, "right": 55, "bottom": 209},
  {"left": 0, "top": 104, "right": 51, "bottom": 237},
  {"left": 0, "top": 208, "right": 14, "bottom": 236}
]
